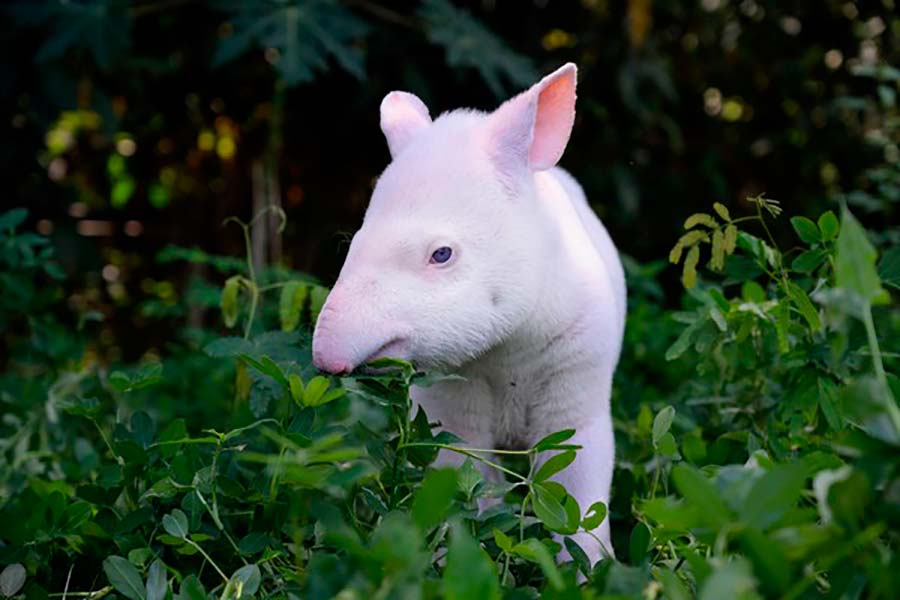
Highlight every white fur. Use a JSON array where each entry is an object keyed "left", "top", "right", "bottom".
[{"left": 312, "top": 64, "right": 626, "bottom": 563}]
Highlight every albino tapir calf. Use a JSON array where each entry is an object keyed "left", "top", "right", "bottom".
[{"left": 312, "top": 63, "right": 626, "bottom": 562}]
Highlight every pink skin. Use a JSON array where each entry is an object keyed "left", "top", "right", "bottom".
[
  {"left": 312, "top": 64, "right": 583, "bottom": 376},
  {"left": 311, "top": 63, "right": 625, "bottom": 564},
  {"left": 312, "top": 284, "right": 411, "bottom": 373}
]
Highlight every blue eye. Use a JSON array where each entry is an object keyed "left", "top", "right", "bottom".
[{"left": 430, "top": 246, "right": 453, "bottom": 264}]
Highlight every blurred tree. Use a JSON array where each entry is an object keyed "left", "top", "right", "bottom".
[{"left": 2, "top": 0, "right": 897, "bottom": 359}]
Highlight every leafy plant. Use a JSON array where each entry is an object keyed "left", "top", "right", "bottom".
[{"left": 2, "top": 183, "right": 898, "bottom": 598}]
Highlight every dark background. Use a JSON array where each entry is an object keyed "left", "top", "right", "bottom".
[{"left": 3, "top": 0, "right": 897, "bottom": 361}]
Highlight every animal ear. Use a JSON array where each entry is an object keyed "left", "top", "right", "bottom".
[
  {"left": 488, "top": 63, "right": 577, "bottom": 172},
  {"left": 380, "top": 91, "right": 432, "bottom": 158}
]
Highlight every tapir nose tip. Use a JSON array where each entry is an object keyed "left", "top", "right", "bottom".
[
  {"left": 312, "top": 325, "right": 352, "bottom": 375},
  {"left": 312, "top": 345, "right": 352, "bottom": 375}
]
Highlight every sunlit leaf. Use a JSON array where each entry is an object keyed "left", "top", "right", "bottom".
[
  {"left": 684, "top": 213, "right": 717, "bottom": 229},
  {"left": 221, "top": 276, "right": 242, "bottom": 328}
]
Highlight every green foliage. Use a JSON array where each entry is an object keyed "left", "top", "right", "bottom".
[
  {"left": 4, "top": 1, "right": 900, "bottom": 596},
  {"left": 212, "top": 0, "right": 368, "bottom": 85},
  {"left": 2, "top": 198, "right": 898, "bottom": 598},
  {"left": 418, "top": 0, "right": 536, "bottom": 97}
]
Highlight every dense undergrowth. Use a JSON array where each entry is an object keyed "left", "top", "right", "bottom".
[{"left": 1, "top": 186, "right": 898, "bottom": 599}]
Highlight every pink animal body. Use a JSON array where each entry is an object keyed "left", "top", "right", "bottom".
[{"left": 312, "top": 64, "right": 626, "bottom": 562}]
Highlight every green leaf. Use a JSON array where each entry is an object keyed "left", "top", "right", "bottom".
[
  {"left": 444, "top": 521, "right": 501, "bottom": 600},
  {"left": 817, "top": 210, "right": 839, "bottom": 241},
  {"left": 533, "top": 429, "right": 576, "bottom": 451},
  {"left": 669, "top": 241, "right": 684, "bottom": 264},
  {"left": 103, "top": 556, "right": 146, "bottom": 600},
  {"left": 32, "top": 1, "right": 130, "bottom": 70},
  {"left": 493, "top": 528, "right": 513, "bottom": 553},
  {"left": 665, "top": 319, "right": 702, "bottom": 361},
  {"left": 738, "top": 528, "right": 789, "bottom": 595},
  {"left": 709, "top": 228, "right": 725, "bottom": 271},
  {"left": 878, "top": 246, "right": 900, "bottom": 290},
  {"left": 564, "top": 537, "right": 592, "bottom": 577},
  {"left": 131, "top": 411, "right": 155, "bottom": 448},
  {"left": 512, "top": 538, "right": 563, "bottom": 590},
  {"left": 657, "top": 432, "right": 678, "bottom": 457},
  {"left": 708, "top": 288, "right": 730, "bottom": 312},
  {"left": 279, "top": 281, "right": 307, "bottom": 332},
  {"left": 221, "top": 276, "right": 242, "bottom": 328},
  {"left": 724, "top": 224, "right": 738, "bottom": 254},
  {"left": 699, "top": 558, "right": 758, "bottom": 600},
  {"left": 302, "top": 376, "right": 331, "bottom": 406},
  {"left": 656, "top": 568, "right": 691, "bottom": 600},
  {"left": 712, "top": 202, "right": 731, "bottom": 222},
  {"left": 457, "top": 459, "right": 484, "bottom": 500},
  {"left": 790, "top": 216, "right": 821, "bottom": 244},
  {"left": 709, "top": 306, "right": 727, "bottom": 332},
  {"left": 145, "top": 560, "right": 167, "bottom": 600},
  {"left": 682, "top": 245, "right": 700, "bottom": 288},
  {"left": 203, "top": 336, "right": 253, "bottom": 358},
  {"left": 671, "top": 465, "right": 731, "bottom": 528},
  {"left": 773, "top": 300, "right": 790, "bottom": 354},
  {"left": 162, "top": 509, "right": 189, "bottom": 539},
  {"left": 288, "top": 373, "right": 305, "bottom": 405},
  {"left": 213, "top": 1, "right": 369, "bottom": 86},
  {"left": 582, "top": 501, "right": 607, "bottom": 531},
  {"left": 628, "top": 522, "right": 652, "bottom": 565},
  {"left": 0, "top": 208, "right": 27, "bottom": 232},
  {"left": 652, "top": 406, "right": 675, "bottom": 443},
  {"left": 835, "top": 207, "right": 886, "bottom": 304},
  {"left": 109, "top": 371, "right": 131, "bottom": 393},
  {"left": 239, "top": 354, "right": 289, "bottom": 388},
  {"left": 419, "top": 0, "right": 535, "bottom": 98},
  {"left": 783, "top": 281, "right": 821, "bottom": 332},
  {"left": 817, "top": 378, "right": 843, "bottom": 431},
  {"left": 742, "top": 280, "right": 766, "bottom": 303},
  {"left": 0, "top": 564, "right": 26, "bottom": 598},
  {"left": 412, "top": 469, "right": 458, "bottom": 531},
  {"left": 683, "top": 213, "right": 717, "bottom": 229},
  {"left": 176, "top": 576, "right": 207, "bottom": 600},
  {"left": 531, "top": 483, "right": 569, "bottom": 532},
  {"left": 533, "top": 451, "right": 576, "bottom": 482},
  {"left": 309, "top": 285, "right": 329, "bottom": 323},
  {"left": 791, "top": 249, "right": 825, "bottom": 273},
  {"left": 740, "top": 463, "right": 808, "bottom": 530},
  {"left": 676, "top": 230, "right": 709, "bottom": 247},
  {"left": 222, "top": 565, "right": 260, "bottom": 600}
]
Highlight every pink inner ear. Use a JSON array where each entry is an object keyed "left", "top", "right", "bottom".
[{"left": 529, "top": 66, "right": 577, "bottom": 170}]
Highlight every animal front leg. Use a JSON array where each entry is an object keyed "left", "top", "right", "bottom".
[
  {"left": 410, "top": 380, "right": 497, "bottom": 475},
  {"left": 539, "top": 417, "right": 616, "bottom": 564}
]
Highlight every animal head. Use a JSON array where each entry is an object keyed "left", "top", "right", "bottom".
[{"left": 312, "top": 63, "right": 578, "bottom": 374}]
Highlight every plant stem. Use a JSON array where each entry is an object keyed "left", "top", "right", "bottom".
[
  {"left": 862, "top": 304, "right": 900, "bottom": 433},
  {"left": 186, "top": 538, "right": 230, "bottom": 582},
  {"left": 519, "top": 491, "right": 530, "bottom": 542},
  {"left": 49, "top": 588, "right": 113, "bottom": 599},
  {"left": 244, "top": 284, "right": 259, "bottom": 339},
  {"left": 399, "top": 442, "right": 527, "bottom": 481}
]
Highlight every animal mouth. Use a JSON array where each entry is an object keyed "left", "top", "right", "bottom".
[{"left": 360, "top": 337, "right": 408, "bottom": 367}]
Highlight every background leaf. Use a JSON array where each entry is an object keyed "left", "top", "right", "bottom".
[
  {"left": 443, "top": 521, "right": 501, "bottom": 600},
  {"left": 103, "top": 556, "right": 146, "bottom": 600}
]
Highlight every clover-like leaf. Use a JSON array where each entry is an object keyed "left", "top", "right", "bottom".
[{"left": 162, "top": 509, "right": 189, "bottom": 539}]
